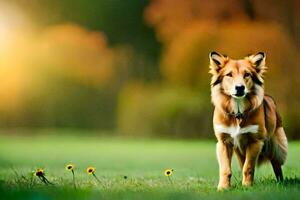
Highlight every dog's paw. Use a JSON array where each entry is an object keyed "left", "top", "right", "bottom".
[
  {"left": 217, "top": 184, "right": 230, "bottom": 191},
  {"left": 242, "top": 181, "right": 252, "bottom": 187}
]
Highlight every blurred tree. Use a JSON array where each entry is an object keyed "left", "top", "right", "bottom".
[
  {"left": 145, "top": 0, "right": 250, "bottom": 43},
  {"left": 118, "top": 83, "right": 212, "bottom": 138},
  {"left": 252, "top": 0, "right": 300, "bottom": 46},
  {"left": 145, "top": 0, "right": 300, "bottom": 46},
  {"left": 0, "top": 24, "right": 119, "bottom": 129},
  {"left": 0, "top": 0, "right": 162, "bottom": 130},
  {"left": 10, "top": 0, "right": 162, "bottom": 80}
]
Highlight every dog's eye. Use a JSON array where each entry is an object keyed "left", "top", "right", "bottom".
[
  {"left": 225, "top": 72, "right": 232, "bottom": 77},
  {"left": 244, "top": 73, "right": 251, "bottom": 78}
]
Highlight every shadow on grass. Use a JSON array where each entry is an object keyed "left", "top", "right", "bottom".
[
  {"left": 257, "top": 177, "right": 300, "bottom": 185},
  {"left": 281, "top": 177, "right": 300, "bottom": 186}
]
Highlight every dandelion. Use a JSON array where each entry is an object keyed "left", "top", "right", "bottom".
[
  {"left": 66, "top": 164, "right": 74, "bottom": 171},
  {"left": 87, "top": 167, "right": 96, "bottom": 175},
  {"left": 86, "top": 167, "right": 104, "bottom": 187},
  {"left": 66, "top": 164, "right": 76, "bottom": 189},
  {"left": 164, "top": 169, "right": 173, "bottom": 177},
  {"left": 35, "top": 168, "right": 45, "bottom": 177},
  {"left": 34, "top": 168, "right": 53, "bottom": 185},
  {"left": 164, "top": 169, "right": 174, "bottom": 184}
]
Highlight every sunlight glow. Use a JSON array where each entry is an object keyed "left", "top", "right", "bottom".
[
  {"left": 0, "top": 2, "right": 31, "bottom": 51},
  {"left": 0, "top": 2, "right": 115, "bottom": 112}
]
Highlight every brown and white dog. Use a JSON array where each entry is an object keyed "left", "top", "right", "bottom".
[{"left": 209, "top": 52, "right": 288, "bottom": 190}]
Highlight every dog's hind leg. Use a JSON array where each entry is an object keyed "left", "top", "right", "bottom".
[{"left": 271, "top": 160, "right": 283, "bottom": 181}]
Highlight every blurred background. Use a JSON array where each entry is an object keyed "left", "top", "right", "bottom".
[{"left": 0, "top": 0, "right": 299, "bottom": 139}]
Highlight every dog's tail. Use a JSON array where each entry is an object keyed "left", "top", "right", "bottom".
[{"left": 272, "top": 120, "right": 288, "bottom": 165}]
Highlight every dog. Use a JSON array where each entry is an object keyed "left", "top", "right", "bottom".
[{"left": 209, "top": 52, "right": 288, "bottom": 190}]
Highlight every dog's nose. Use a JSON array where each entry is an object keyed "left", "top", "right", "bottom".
[
  {"left": 235, "top": 85, "right": 245, "bottom": 96},
  {"left": 235, "top": 85, "right": 245, "bottom": 91}
]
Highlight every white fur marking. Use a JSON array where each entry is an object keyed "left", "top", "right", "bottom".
[
  {"left": 214, "top": 124, "right": 259, "bottom": 138},
  {"left": 232, "top": 98, "right": 245, "bottom": 114}
]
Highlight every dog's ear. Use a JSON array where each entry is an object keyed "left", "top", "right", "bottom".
[
  {"left": 209, "top": 51, "right": 227, "bottom": 72},
  {"left": 247, "top": 52, "right": 267, "bottom": 73}
]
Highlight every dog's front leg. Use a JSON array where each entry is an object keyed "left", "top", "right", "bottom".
[
  {"left": 242, "top": 140, "right": 263, "bottom": 186},
  {"left": 216, "top": 139, "right": 233, "bottom": 190}
]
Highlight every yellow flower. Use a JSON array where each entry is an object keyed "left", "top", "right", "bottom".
[
  {"left": 87, "top": 167, "right": 96, "bottom": 174},
  {"left": 164, "top": 169, "right": 173, "bottom": 176},
  {"left": 66, "top": 164, "right": 74, "bottom": 171},
  {"left": 35, "top": 168, "right": 45, "bottom": 177}
]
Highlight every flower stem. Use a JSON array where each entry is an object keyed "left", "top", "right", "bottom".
[
  {"left": 72, "top": 170, "right": 77, "bottom": 189},
  {"left": 42, "top": 175, "right": 54, "bottom": 185},
  {"left": 38, "top": 176, "right": 48, "bottom": 185},
  {"left": 92, "top": 173, "right": 105, "bottom": 188},
  {"left": 168, "top": 176, "right": 173, "bottom": 184}
]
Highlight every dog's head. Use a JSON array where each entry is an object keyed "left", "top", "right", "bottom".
[{"left": 209, "top": 51, "right": 267, "bottom": 99}]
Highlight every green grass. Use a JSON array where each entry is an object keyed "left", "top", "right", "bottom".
[{"left": 0, "top": 133, "right": 299, "bottom": 200}]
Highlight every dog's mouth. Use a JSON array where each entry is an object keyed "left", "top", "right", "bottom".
[{"left": 231, "top": 92, "right": 246, "bottom": 99}]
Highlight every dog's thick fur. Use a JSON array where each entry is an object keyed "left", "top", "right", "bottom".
[{"left": 209, "top": 52, "right": 288, "bottom": 190}]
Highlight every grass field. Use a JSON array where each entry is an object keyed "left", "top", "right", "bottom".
[{"left": 0, "top": 132, "right": 299, "bottom": 199}]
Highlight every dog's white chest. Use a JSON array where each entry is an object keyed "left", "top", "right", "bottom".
[{"left": 214, "top": 124, "right": 259, "bottom": 138}]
